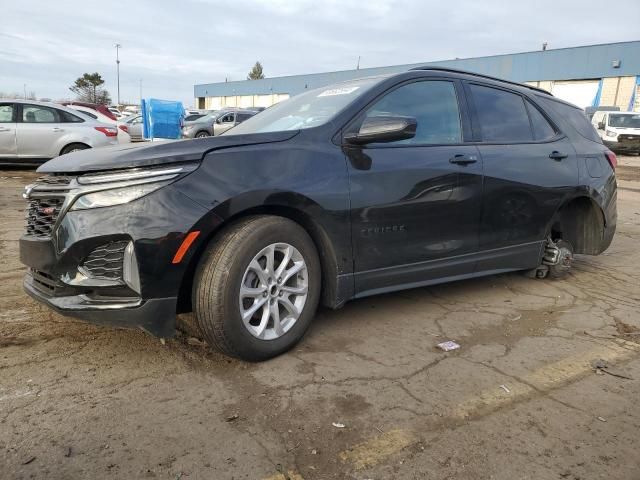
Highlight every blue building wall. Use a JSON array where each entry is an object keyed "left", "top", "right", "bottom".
[{"left": 194, "top": 41, "right": 640, "bottom": 98}]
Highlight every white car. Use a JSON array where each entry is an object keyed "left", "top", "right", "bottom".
[
  {"left": 592, "top": 111, "right": 640, "bottom": 154},
  {"left": 108, "top": 106, "right": 126, "bottom": 119},
  {"left": 67, "top": 104, "right": 131, "bottom": 144},
  {"left": 123, "top": 106, "right": 140, "bottom": 116},
  {"left": 122, "top": 114, "right": 144, "bottom": 142},
  {"left": 0, "top": 99, "right": 118, "bottom": 166}
]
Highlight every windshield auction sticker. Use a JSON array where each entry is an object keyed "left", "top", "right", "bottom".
[{"left": 317, "top": 87, "right": 360, "bottom": 97}]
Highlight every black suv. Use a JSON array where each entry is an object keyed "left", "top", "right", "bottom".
[{"left": 20, "top": 68, "right": 617, "bottom": 361}]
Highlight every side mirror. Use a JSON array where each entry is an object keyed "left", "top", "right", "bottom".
[
  {"left": 598, "top": 121, "right": 605, "bottom": 130},
  {"left": 344, "top": 115, "right": 417, "bottom": 145}
]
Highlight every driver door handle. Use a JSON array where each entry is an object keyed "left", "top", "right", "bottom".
[
  {"left": 52, "top": 127, "right": 65, "bottom": 132},
  {"left": 449, "top": 154, "right": 478, "bottom": 166},
  {"left": 0, "top": 127, "right": 11, "bottom": 132},
  {"left": 549, "top": 151, "right": 568, "bottom": 160}
]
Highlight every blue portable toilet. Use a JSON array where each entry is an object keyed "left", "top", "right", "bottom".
[{"left": 141, "top": 99, "right": 184, "bottom": 140}]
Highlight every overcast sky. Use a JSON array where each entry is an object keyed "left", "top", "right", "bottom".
[{"left": 1, "top": 0, "right": 639, "bottom": 107}]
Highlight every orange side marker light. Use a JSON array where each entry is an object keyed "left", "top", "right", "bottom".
[{"left": 172, "top": 231, "right": 201, "bottom": 264}]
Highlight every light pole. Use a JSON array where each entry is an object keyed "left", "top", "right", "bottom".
[{"left": 115, "top": 43, "right": 122, "bottom": 105}]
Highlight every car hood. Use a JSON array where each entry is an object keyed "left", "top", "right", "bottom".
[{"left": 38, "top": 131, "right": 299, "bottom": 173}]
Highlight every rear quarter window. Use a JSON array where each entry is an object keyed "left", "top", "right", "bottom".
[
  {"left": 525, "top": 99, "right": 557, "bottom": 141},
  {"left": 536, "top": 96, "right": 601, "bottom": 143}
]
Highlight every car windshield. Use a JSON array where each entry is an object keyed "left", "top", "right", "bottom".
[
  {"left": 224, "top": 77, "right": 381, "bottom": 135},
  {"left": 609, "top": 114, "right": 640, "bottom": 128}
]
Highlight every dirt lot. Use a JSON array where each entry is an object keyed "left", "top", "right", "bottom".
[{"left": 2, "top": 157, "right": 640, "bottom": 479}]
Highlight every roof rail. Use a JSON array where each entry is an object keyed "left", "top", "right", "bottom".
[{"left": 409, "top": 66, "right": 553, "bottom": 96}]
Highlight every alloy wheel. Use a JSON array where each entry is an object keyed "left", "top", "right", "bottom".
[{"left": 239, "top": 243, "right": 308, "bottom": 340}]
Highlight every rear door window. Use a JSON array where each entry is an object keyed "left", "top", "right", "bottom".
[
  {"left": 59, "top": 110, "right": 84, "bottom": 123},
  {"left": 74, "top": 109, "right": 97, "bottom": 119},
  {"left": 237, "top": 113, "right": 254, "bottom": 122},
  {"left": 469, "top": 84, "right": 532, "bottom": 142}
]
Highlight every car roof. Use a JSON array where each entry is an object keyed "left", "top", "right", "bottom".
[
  {"left": 409, "top": 66, "right": 553, "bottom": 96},
  {"left": 1, "top": 98, "right": 70, "bottom": 106}
]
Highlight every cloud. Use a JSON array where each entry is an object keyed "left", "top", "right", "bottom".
[{"left": 1, "top": 0, "right": 638, "bottom": 106}]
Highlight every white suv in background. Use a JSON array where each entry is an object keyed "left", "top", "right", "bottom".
[
  {"left": 0, "top": 99, "right": 118, "bottom": 166},
  {"left": 592, "top": 111, "right": 640, "bottom": 154}
]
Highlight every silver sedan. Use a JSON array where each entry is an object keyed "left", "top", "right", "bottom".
[{"left": 0, "top": 99, "right": 118, "bottom": 166}]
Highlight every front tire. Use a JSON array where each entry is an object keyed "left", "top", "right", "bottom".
[
  {"left": 195, "top": 131, "right": 210, "bottom": 138},
  {"left": 193, "top": 216, "right": 321, "bottom": 361}
]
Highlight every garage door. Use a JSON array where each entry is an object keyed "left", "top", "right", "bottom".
[{"left": 551, "top": 80, "right": 600, "bottom": 109}]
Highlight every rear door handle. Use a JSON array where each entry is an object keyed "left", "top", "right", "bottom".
[
  {"left": 52, "top": 127, "right": 64, "bottom": 132},
  {"left": 549, "top": 151, "right": 568, "bottom": 160},
  {"left": 0, "top": 127, "right": 11, "bottom": 132},
  {"left": 449, "top": 154, "right": 478, "bottom": 166}
]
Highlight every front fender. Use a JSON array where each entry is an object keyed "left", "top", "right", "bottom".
[{"left": 173, "top": 140, "right": 352, "bottom": 274}]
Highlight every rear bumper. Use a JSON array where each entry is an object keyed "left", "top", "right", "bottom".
[{"left": 24, "top": 272, "right": 176, "bottom": 337}]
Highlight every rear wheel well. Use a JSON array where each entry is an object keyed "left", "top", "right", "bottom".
[
  {"left": 549, "top": 197, "right": 605, "bottom": 255},
  {"left": 177, "top": 206, "right": 338, "bottom": 314},
  {"left": 60, "top": 142, "right": 90, "bottom": 155}
]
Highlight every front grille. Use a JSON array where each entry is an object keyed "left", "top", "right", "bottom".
[
  {"left": 25, "top": 198, "right": 64, "bottom": 238},
  {"left": 80, "top": 241, "right": 128, "bottom": 280},
  {"left": 35, "top": 175, "right": 73, "bottom": 186},
  {"left": 619, "top": 134, "right": 640, "bottom": 142},
  {"left": 24, "top": 175, "right": 72, "bottom": 238}
]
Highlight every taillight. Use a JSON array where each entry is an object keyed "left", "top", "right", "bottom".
[
  {"left": 94, "top": 126, "right": 118, "bottom": 137},
  {"left": 604, "top": 150, "right": 617, "bottom": 170},
  {"left": 118, "top": 125, "right": 129, "bottom": 133}
]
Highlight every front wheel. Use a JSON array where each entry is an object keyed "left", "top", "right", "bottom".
[
  {"left": 193, "top": 216, "right": 321, "bottom": 361},
  {"left": 195, "top": 131, "right": 210, "bottom": 138}
]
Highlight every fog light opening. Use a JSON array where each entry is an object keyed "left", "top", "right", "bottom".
[{"left": 123, "top": 241, "right": 141, "bottom": 294}]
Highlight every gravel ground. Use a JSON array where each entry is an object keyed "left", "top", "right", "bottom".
[{"left": 1, "top": 156, "right": 640, "bottom": 479}]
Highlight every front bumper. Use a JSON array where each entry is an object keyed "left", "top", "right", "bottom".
[
  {"left": 19, "top": 181, "right": 211, "bottom": 337},
  {"left": 24, "top": 271, "right": 176, "bottom": 337}
]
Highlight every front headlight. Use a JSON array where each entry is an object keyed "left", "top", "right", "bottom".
[
  {"left": 70, "top": 164, "right": 198, "bottom": 210},
  {"left": 71, "top": 182, "right": 167, "bottom": 210},
  {"left": 605, "top": 130, "right": 618, "bottom": 138}
]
